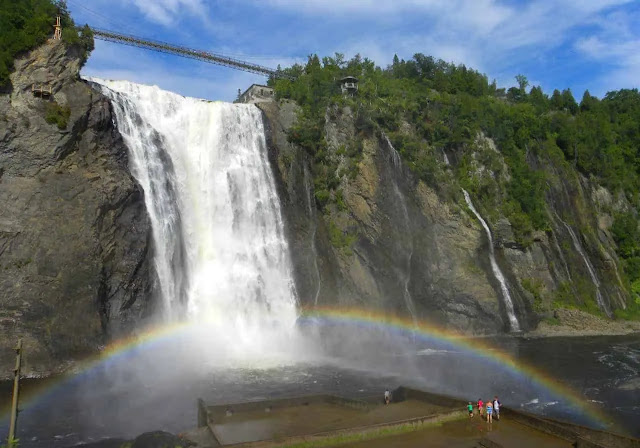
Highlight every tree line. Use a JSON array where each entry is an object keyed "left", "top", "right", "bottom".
[{"left": 269, "top": 52, "right": 640, "bottom": 317}]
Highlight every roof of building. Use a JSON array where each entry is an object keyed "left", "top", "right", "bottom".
[
  {"left": 238, "top": 84, "right": 274, "bottom": 98},
  {"left": 339, "top": 76, "right": 358, "bottom": 82}
]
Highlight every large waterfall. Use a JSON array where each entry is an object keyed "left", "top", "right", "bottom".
[
  {"left": 463, "top": 190, "right": 520, "bottom": 332},
  {"left": 93, "top": 79, "right": 299, "bottom": 359}
]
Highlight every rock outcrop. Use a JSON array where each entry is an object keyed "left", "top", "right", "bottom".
[
  {"left": 257, "top": 99, "right": 631, "bottom": 334},
  {"left": 0, "top": 40, "right": 152, "bottom": 378}
]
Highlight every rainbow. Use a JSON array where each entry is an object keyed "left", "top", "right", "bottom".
[
  {"left": 0, "top": 320, "right": 190, "bottom": 417},
  {"left": 298, "top": 306, "right": 610, "bottom": 426},
  {"left": 2, "top": 306, "right": 609, "bottom": 429}
]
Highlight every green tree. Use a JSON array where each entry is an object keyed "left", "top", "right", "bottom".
[
  {"left": 0, "top": 0, "right": 94, "bottom": 88},
  {"left": 562, "top": 88, "right": 579, "bottom": 114},
  {"left": 516, "top": 74, "right": 529, "bottom": 93}
]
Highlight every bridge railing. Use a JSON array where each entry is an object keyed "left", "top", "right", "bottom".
[{"left": 90, "top": 27, "right": 296, "bottom": 81}]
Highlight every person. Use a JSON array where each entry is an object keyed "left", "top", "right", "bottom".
[
  {"left": 468, "top": 401, "right": 474, "bottom": 418},
  {"left": 493, "top": 396, "right": 501, "bottom": 420},
  {"left": 486, "top": 399, "right": 493, "bottom": 423},
  {"left": 384, "top": 389, "right": 391, "bottom": 405},
  {"left": 477, "top": 398, "right": 484, "bottom": 417}
]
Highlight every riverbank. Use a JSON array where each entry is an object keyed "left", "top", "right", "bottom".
[{"left": 524, "top": 308, "right": 640, "bottom": 338}]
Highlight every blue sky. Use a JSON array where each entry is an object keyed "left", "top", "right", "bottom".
[{"left": 70, "top": 0, "right": 640, "bottom": 102}]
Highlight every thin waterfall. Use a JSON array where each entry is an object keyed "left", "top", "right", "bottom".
[
  {"left": 549, "top": 213, "right": 573, "bottom": 283},
  {"left": 303, "top": 165, "right": 322, "bottom": 306},
  {"left": 383, "top": 134, "right": 418, "bottom": 326},
  {"left": 92, "top": 79, "right": 299, "bottom": 355},
  {"left": 442, "top": 149, "right": 450, "bottom": 166},
  {"left": 463, "top": 190, "right": 520, "bottom": 331},
  {"left": 557, "top": 215, "right": 612, "bottom": 317}
]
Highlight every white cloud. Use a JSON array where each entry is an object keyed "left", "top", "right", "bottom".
[
  {"left": 575, "top": 36, "right": 640, "bottom": 93},
  {"left": 79, "top": 0, "right": 640, "bottom": 98},
  {"left": 128, "top": 0, "right": 208, "bottom": 26}
]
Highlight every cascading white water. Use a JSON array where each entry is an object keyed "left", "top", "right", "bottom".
[
  {"left": 442, "top": 150, "right": 450, "bottom": 166},
  {"left": 383, "top": 134, "right": 418, "bottom": 326},
  {"left": 557, "top": 217, "right": 612, "bottom": 317},
  {"left": 462, "top": 190, "right": 520, "bottom": 331},
  {"left": 92, "top": 79, "right": 299, "bottom": 362},
  {"left": 303, "top": 165, "right": 322, "bottom": 306}
]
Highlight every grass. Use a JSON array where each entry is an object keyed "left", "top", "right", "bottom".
[
  {"left": 613, "top": 296, "right": 640, "bottom": 321},
  {"left": 272, "top": 412, "right": 465, "bottom": 448}
]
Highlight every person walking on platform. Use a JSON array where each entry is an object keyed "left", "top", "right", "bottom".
[
  {"left": 486, "top": 399, "right": 493, "bottom": 423},
  {"left": 468, "top": 401, "right": 474, "bottom": 418},
  {"left": 477, "top": 398, "right": 484, "bottom": 417},
  {"left": 493, "top": 396, "right": 501, "bottom": 420}
]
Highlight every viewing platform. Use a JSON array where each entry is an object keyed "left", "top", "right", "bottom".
[
  {"left": 31, "top": 84, "right": 52, "bottom": 97},
  {"left": 191, "top": 387, "right": 640, "bottom": 448}
]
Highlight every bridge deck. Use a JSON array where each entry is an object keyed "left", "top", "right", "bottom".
[{"left": 91, "top": 28, "right": 295, "bottom": 81}]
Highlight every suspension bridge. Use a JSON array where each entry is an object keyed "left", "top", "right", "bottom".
[{"left": 89, "top": 27, "right": 296, "bottom": 81}]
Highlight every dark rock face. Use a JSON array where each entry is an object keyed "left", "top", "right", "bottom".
[
  {"left": 75, "top": 431, "right": 195, "bottom": 448},
  {"left": 258, "top": 100, "right": 630, "bottom": 334},
  {"left": 0, "top": 41, "right": 152, "bottom": 378}
]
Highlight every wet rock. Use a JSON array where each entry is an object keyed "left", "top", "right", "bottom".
[{"left": 131, "top": 431, "right": 195, "bottom": 448}]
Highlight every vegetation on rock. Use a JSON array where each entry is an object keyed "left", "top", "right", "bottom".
[
  {"left": 270, "top": 53, "right": 640, "bottom": 315},
  {"left": 0, "top": 0, "right": 93, "bottom": 88},
  {"left": 44, "top": 100, "right": 70, "bottom": 129}
]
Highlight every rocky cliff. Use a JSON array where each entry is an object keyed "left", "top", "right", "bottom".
[
  {"left": 0, "top": 40, "right": 152, "bottom": 378},
  {"left": 0, "top": 40, "right": 635, "bottom": 377},
  {"left": 258, "top": 99, "right": 631, "bottom": 334}
]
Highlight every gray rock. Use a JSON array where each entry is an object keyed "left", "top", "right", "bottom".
[{"left": 0, "top": 40, "right": 151, "bottom": 378}]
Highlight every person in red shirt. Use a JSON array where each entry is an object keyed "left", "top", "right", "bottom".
[{"left": 477, "top": 398, "right": 484, "bottom": 417}]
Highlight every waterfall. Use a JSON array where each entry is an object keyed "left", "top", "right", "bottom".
[
  {"left": 383, "top": 133, "right": 402, "bottom": 170},
  {"left": 549, "top": 213, "right": 573, "bottom": 283},
  {"left": 383, "top": 134, "right": 418, "bottom": 326},
  {"left": 303, "top": 165, "right": 322, "bottom": 306},
  {"left": 93, "top": 79, "right": 299, "bottom": 356},
  {"left": 442, "top": 150, "right": 450, "bottom": 166},
  {"left": 462, "top": 190, "right": 520, "bottom": 331},
  {"left": 557, "top": 216, "right": 612, "bottom": 317}
]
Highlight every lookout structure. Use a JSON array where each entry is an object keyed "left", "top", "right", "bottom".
[
  {"left": 53, "top": 16, "right": 62, "bottom": 40},
  {"left": 340, "top": 76, "right": 358, "bottom": 95}
]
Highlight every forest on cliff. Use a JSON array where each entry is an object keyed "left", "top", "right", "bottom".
[
  {"left": 0, "top": 0, "right": 92, "bottom": 89},
  {"left": 269, "top": 53, "right": 640, "bottom": 319}
]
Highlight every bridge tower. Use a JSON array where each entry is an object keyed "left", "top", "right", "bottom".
[{"left": 53, "top": 16, "right": 62, "bottom": 40}]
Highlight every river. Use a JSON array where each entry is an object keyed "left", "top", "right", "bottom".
[{"left": 1, "top": 333, "right": 638, "bottom": 447}]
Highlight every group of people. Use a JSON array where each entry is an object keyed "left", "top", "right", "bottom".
[{"left": 468, "top": 396, "right": 500, "bottom": 422}]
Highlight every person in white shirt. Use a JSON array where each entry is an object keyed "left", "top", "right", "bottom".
[{"left": 493, "top": 396, "right": 501, "bottom": 420}]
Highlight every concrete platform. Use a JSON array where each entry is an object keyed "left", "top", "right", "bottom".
[
  {"left": 191, "top": 387, "right": 640, "bottom": 448},
  {"left": 213, "top": 399, "right": 448, "bottom": 445},
  {"left": 341, "top": 418, "right": 573, "bottom": 448}
]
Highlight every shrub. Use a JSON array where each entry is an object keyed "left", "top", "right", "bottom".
[{"left": 45, "top": 101, "right": 70, "bottom": 129}]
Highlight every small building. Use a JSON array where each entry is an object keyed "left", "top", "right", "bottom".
[
  {"left": 340, "top": 76, "right": 358, "bottom": 95},
  {"left": 235, "top": 84, "right": 275, "bottom": 104}
]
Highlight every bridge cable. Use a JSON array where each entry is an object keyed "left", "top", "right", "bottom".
[{"left": 90, "top": 27, "right": 296, "bottom": 80}]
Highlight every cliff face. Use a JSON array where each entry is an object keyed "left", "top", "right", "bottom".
[
  {"left": 0, "top": 41, "right": 632, "bottom": 376},
  {"left": 0, "top": 40, "right": 152, "bottom": 377},
  {"left": 258, "top": 100, "right": 630, "bottom": 334}
]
